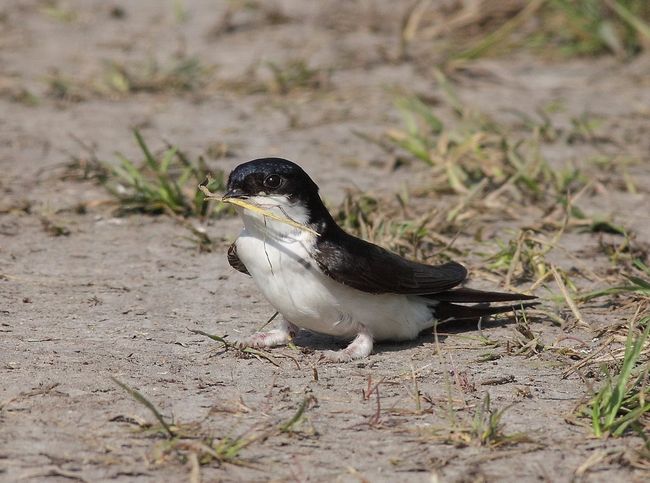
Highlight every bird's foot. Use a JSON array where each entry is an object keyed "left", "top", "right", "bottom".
[
  {"left": 234, "top": 320, "right": 298, "bottom": 349},
  {"left": 320, "top": 327, "right": 373, "bottom": 362}
]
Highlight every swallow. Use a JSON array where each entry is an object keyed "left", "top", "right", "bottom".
[{"left": 223, "top": 158, "right": 536, "bottom": 361}]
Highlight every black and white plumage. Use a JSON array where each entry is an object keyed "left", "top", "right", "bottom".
[{"left": 224, "top": 158, "right": 536, "bottom": 361}]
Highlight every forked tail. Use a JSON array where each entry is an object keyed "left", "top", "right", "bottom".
[{"left": 426, "top": 287, "right": 537, "bottom": 322}]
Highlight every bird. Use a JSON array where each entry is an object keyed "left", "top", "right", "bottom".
[{"left": 223, "top": 157, "right": 536, "bottom": 362}]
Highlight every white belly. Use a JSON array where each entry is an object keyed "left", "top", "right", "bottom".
[{"left": 234, "top": 213, "right": 433, "bottom": 341}]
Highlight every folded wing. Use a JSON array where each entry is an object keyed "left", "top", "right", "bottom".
[
  {"left": 227, "top": 242, "right": 250, "bottom": 275},
  {"left": 314, "top": 234, "right": 467, "bottom": 295}
]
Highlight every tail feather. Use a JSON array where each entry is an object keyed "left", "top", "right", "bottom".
[
  {"left": 433, "top": 301, "right": 538, "bottom": 323},
  {"left": 428, "top": 287, "right": 536, "bottom": 303}
]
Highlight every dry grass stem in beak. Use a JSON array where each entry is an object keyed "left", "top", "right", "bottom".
[{"left": 198, "top": 183, "right": 320, "bottom": 236}]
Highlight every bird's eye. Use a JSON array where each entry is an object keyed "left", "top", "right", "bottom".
[{"left": 263, "top": 174, "right": 282, "bottom": 189}]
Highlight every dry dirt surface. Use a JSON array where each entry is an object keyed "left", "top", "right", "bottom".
[{"left": 1, "top": 1, "right": 650, "bottom": 482}]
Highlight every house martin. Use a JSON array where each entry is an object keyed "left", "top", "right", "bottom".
[{"left": 223, "top": 158, "right": 536, "bottom": 361}]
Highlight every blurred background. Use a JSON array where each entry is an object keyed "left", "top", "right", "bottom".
[
  {"left": 1, "top": 0, "right": 649, "bottom": 203},
  {"left": 2, "top": 0, "right": 649, "bottom": 250}
]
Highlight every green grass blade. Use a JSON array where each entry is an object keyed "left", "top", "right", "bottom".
[
  {"left": 588, "top": 316, "right": 650, "bottom": 437},
  {"left": 395, "top": 96, "right": 444, "bottom": 134},
  {"left": 111, "top": 376, "right": 175, "bottom": 438},
  {"left": 607, "top": 0, "right": 650, "bottom": 41},
  {"left": 159, "top": 146, "right": 177, "bottom": 174},
  {"left": 134, "top": 129, "right": 158, "bottom": 171},
  {"left": 452, "top": 0, "right": 547, "bottom": 61},
  {"left": 278, "top": 397, "right": 313, "bottom": 433}
]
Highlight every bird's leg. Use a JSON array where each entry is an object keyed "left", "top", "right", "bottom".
[
  {"left": 234, "top": 319, "right": 298, "bottom": 349},
  {"left": 321, "top": 325, "right": 373, "bottom": 362}
]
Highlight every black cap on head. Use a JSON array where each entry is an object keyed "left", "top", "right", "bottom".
[
  {"left": 225, "top": 158, "right": 334, "bottom": 228},
  {"left": 225, "top": 158, "right": 319, "bottom": 201}
]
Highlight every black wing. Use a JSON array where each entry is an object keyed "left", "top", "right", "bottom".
[
  {"left": 227, "top": 242, "right": 250, "bottom": 276},
  {"left": 314, "top": 233, "right": 467, "bottom": 295}
]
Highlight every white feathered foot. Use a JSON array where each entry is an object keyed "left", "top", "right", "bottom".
[{"left": 320, "top": 326, "right": 373, "bottom": 362}]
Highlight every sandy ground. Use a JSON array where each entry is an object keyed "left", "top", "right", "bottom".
[{"left": 1, "top": 1, "right": 649, "bottom": 482}]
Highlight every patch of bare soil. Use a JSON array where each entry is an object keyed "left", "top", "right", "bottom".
[{"left": 1, "top": 1, "right": 649, "bottom": 482}]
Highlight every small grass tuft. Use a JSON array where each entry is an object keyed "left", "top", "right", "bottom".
[
  {"left": 44, "top": 56, "right": 213, "bottom": 100},
  {"left": 404, "top": 0, "right": 650, "bottom": 60},
  {"left": 111, "top": 377, "right": 175, "bottom": 438},
  {"left": 40, "top": 2, "right": 78, "bottom": 23},
  {"left": 266, "top": 59, "right": 330, "bottom": 95},
  {"left": 433, "top": 392, "right": 530, "bottom": 448},
  {"left": 485, "top": 230, "right": 552, "bottom": 286},
  {"left": 579, "top": 316, "right": 650, "bottom": 438},
  {"left": 112, "top": 376, "right": 262, "bottom": 466},
  {"left": 509, "top": 310, "right": 545, "bottom": 356},
  {"left": 332, "top": 189, "right": 458, "bottom": 260},
  {"left": 578, "top": 262, "right": 650, "bottom": 302},
  {"left": 101, "top": 56, "right": 212, "bottom": 95},
  {"left": 111, "top": 376, "right": 316, "bottom": 469},
  {"left": 471, "top": 393, "right": 517, "bottom": 447},
  {"left": 278, "top": 396, "right": 317, "bottom": 433},
  {"left": 100, "top": 130, "right": 227, "bottom": 217},
  {"left": 379, "top": 75, "right": 588, "bottom": 207},
  {"left": 45, "top": 71, "right": 86, "bottom": 102},
  {"left": 536, "top": 0, "right": 650, "bottom": 58}
]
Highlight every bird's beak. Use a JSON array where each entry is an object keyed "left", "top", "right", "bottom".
[{"left": 222, "top": 188, "right": 246, "bottom": 200}]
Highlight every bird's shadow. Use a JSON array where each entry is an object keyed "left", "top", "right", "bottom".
[{"left": 291, "top": 316, "right": 519, "bottom": 355}]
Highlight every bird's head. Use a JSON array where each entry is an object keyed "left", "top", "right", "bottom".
[{"left": 224, "top": 158, "right": 332, "bottom": 234}]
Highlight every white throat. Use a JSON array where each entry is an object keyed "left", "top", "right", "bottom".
[{"left": 236, "top": 194, "right": 312, "bottom": 241}]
